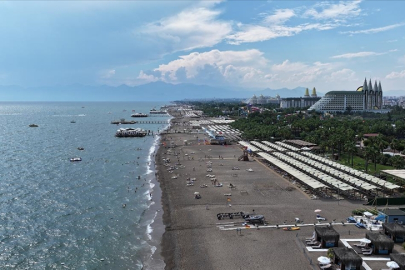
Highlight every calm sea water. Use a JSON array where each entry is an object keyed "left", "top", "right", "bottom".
[{"left": 0, "top": 102, "right": 169, "bottom": 269}]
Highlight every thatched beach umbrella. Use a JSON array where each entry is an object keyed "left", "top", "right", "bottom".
[
  {"left": 332, "top": 247, "right": 362, "bottom": 270},
  {"left": 383, "top": 223, "right": 405, "bottom": 243},
  {"left": 314, "top": 226, "right": 340, "bottom": 248},
  {"left": 366, "top": 231, "right": 395, "bottom": 255},
  {"left": 390, "top": 254, "right": 405, "bottom": 270}
]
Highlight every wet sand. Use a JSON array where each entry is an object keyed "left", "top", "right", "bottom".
[{"left": 156, "top": 113, "right": 369, "bottom": 270}]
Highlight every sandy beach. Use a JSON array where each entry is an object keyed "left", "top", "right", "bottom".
[{"left": 154, "top": 111, "right": 394, "bottom": 270}]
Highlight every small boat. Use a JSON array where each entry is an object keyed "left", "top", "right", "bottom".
[
  {"left": 115, "top": 127, "right": 147, "bottom": 137},
  {"left": 149, "top": 108, "right": 167, "bottom": 115},
  {"left": 70, "top": 157, "right": 82, "bottom": 162},
  {"left": 29, "top": 124, "right": 38, "bottom": 127},
  {"left": 246, "top": 168, "right": 254, "bottom": 172},
  {"left": 283, "top": 227, "right": 300, "bottom": 231},
  {"left": 70, "top": 120, "right": 76, "bottom": 123},
  {"left": 131, "top": 113, "right": 148, "bottom": 118},
  {"left": 77, "top": 147, "right": 84, "bottom": 150}
]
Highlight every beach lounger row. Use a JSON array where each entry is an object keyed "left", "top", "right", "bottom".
[{"left": 301, "top": 152, "right": 399, "bottom": 189}]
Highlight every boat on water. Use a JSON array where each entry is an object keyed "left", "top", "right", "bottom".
[
  {"left": 131, "top": 113, "right": 148, "bottom": 118},
  {"left": 70, "top": 157, "right": 82, "bottom": 162},
  {"left": 149, "top": 108, "right": 167, "bottom": 115},
  {"left": 115, "top": 127, "right": 147, "bottom": 137},
  {"left": 77, "top": 147, "right": 84, "bottom": 150},
  {"left": 29, "top": 124, "right": 38, "bottom": 127},
  {"left": 70, "top": 120, "right": 76, "bottom": 123}
]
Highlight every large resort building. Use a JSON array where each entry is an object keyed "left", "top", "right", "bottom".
[
  {"left": 245, "top": 94, "right": 281, "bottom": 105},
  {"left": 280, "top": 87, "right": 321, "bottom": 109},
  {"left": 309, "top": 78, "right": 385, "bottom": 113}
]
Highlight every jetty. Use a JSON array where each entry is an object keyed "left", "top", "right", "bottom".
[
  {"left": 135, "top": 120, "right": 168, "bottom": 124},
  {"left": 111, "top": 119, "right": 137, "bottom": 124}
]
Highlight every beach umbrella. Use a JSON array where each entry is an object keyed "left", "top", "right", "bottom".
[
  {"left": 360, "top": 238, "right": 371, "bottom": 244},
  {"left": 314, "top": 209, "right": 322, "bottom": 213},
  {"left": 387, "top": 261, "right": 400, "bottom": 269},
  {"left": 317, "top": 256, "right": 331, "bottom": 265}
]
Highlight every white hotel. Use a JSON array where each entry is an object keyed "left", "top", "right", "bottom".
[{"left": 309, "top": 78, "right": 385, "bottom": 113}]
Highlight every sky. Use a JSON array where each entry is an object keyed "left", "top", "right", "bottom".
[{"left": 1, "top": 0, "right": 405, "bottom": 93}]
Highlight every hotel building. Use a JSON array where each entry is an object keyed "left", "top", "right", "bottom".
[{"left": 308, "top": 78, "right": 385, "bottom": 113}]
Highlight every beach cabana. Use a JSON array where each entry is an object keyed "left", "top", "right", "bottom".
[
  {"left": 383, "top": 223, "right": 405, "bottom": 243},
  {"left": 332, "top": 247, "right": 362, "bottom": 270},
  {"left": 366, "top": 231, "right": 395, "bottom": 255},
  {"left": 382, "top": 209, "right": 405, "bottom": 224},
  {"left": 314, "top": 226, "right": 340, "bottom": 248},
  {"left": 390, "top": 254, "right": 405, "bottom": 270}
]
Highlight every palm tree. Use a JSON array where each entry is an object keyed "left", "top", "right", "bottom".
[
  {"left": 390, "top": 139, "right": 399, "bottom": 153},
  {"left": 364, "top": 144, "right": 379, "bottom": 173},
  {"left": 391, "top": 156, "right": 405, "bottom": 169},
  {"left": 344, "top": 141, "right": 357, "bottom": 167}
]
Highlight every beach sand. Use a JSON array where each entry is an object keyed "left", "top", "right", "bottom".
[{"left": 155, "top": 112, "right": 372, "bottom": 270}]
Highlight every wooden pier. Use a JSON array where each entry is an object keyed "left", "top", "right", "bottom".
[{"left": 135, "top": 121, "right": 168, "bottom": 124}]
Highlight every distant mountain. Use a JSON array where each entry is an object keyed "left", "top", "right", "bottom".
[
  {"left": 0, "top": 82, "right": 239, "bottom": 101},
  {"left": 258, "top": 87, "right": 320, "bottom": 98},
  {"left": 4, "top": 81, "right": 402, "bottom": 102}
]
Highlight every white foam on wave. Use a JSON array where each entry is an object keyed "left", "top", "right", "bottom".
[
  {"left": 146, "top": 210, "right": 158, "bottom": 240},
  {"left": 146, "top": 224, "right": 153, "bottom": 240},
  {"left": 145, "top": 119, "right": 171, "bottom": 175}
]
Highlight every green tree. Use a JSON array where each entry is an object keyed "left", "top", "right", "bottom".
[{"left": 391, "top": 156, "right": 405, "bottom": 169}]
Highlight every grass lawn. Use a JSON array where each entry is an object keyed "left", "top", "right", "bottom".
[{"left": 338, "top": 154, "right": 394, "bottom": 175}]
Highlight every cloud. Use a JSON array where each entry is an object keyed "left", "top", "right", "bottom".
[
  {"left": 304, "top": 1, "right": 362, "bottom": 21},
  {"left": 263, "top": 9, "right": 296, "bottom": 25},
  {"left": 101, "top": 69, "right": 116, "bottom": 79},
  {"left": 279, "top": 61, "right": 337, "bottom": 83},
  {"left": 326, "top": 68, "right": 356, "bottom": 81},
  {"left": 341, "top": 23, "right": 405, "bottom": 35},
  {"left": 331, "top": 49, "right": 397, "bottom": 59},
  {"left": 272, "top": 60, "right": 307, "bottom": 72},
  {"left": 226, "top": 3, "right": 353, "bottom": 45},
  {"left": 227, "top": 25, "right": 297, "bottom": 44},
  {"left": 137, "top": 49, "right": 348, "bottom": 88},
  {"left": 386, "top": 70, "right": 405, "bottom": 79},
  {"left": 227, "top": 23, "right": 338, "bottom": 44},
  {"left": 137, "top": 71, "right": 159, "bottom": 83},
  {"left": 137, "top": 49, "right": 268, "bottom": 86},
  {"left": 141, "top": 6, "right": 232, "bottom": 51}
]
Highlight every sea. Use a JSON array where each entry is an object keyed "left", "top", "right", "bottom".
[{"left": 0, "top": 102, "right": 170, "bottom": 269}]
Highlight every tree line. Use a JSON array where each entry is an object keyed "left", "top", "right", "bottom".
[{"left": 186, "top": 101, "right": 405, "bottom": 170}]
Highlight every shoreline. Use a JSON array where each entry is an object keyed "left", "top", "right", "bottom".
[
  {"left": 141, "top": 119, "right": 171, "bottom": 269},
  {"left": 153, "top": 110, "right": 367, "bottom": 270}
]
